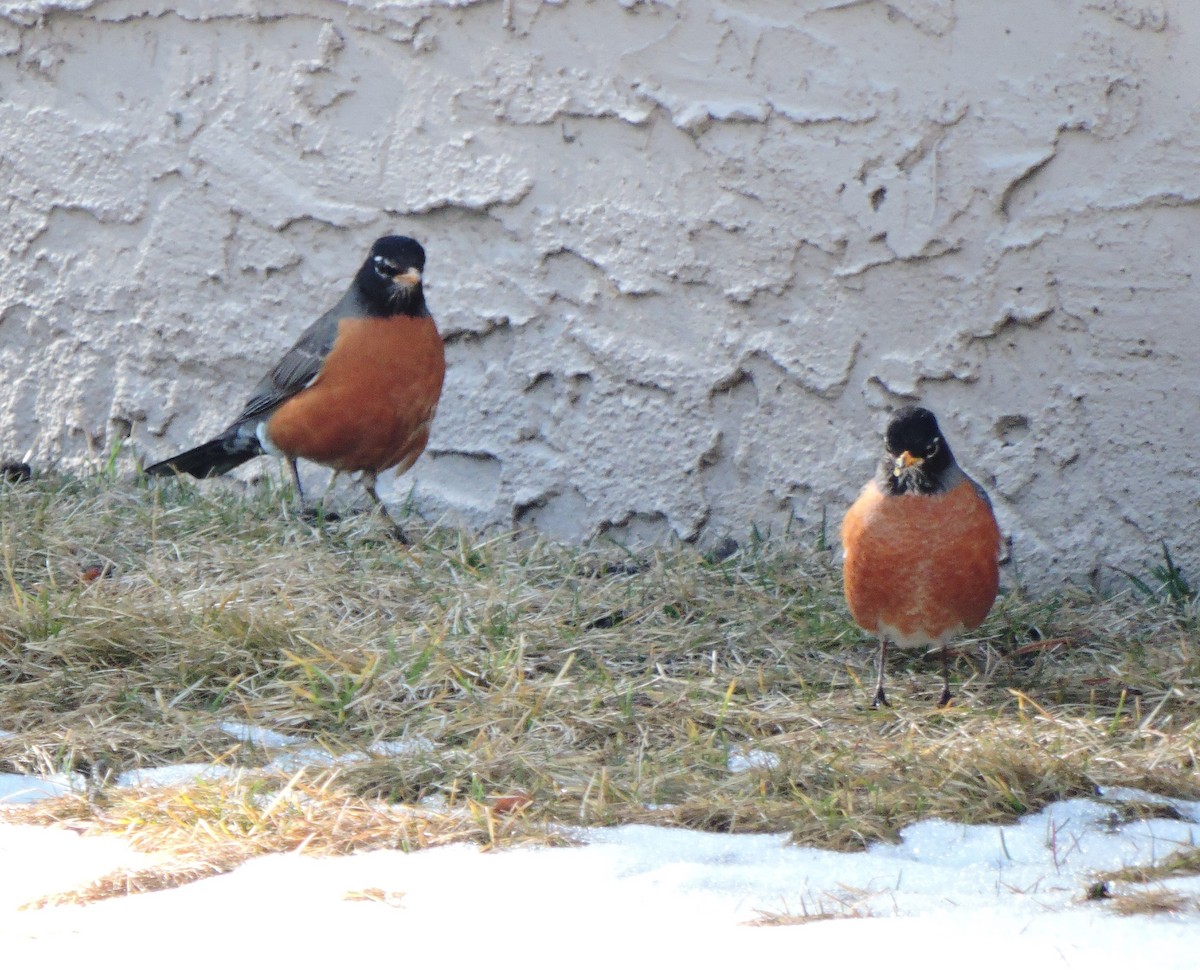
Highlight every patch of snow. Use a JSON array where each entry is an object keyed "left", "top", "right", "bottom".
[
  {"left": 2, "top": 794, "right": 1198, "bottom": 963},
  {"left": 216, "top": 720, "right": 306, "bottom": 748},
  {"left": 114, "top": 764, "right": 239, "bottom": 788},
  {"left": 0, "top": 772, "right": 81, "bottom": 804},
  {"left": 727, "top": 747, "right": 781, "bottom": 772},
  {"left": 264, "top": 746, "right": 369, "bottom": 772},
  {"left": 368, "top": 737, "right": 435, "bottom": 757}
]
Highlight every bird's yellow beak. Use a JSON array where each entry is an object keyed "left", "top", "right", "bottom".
[
  {"left": 395, "top": 268, "right": 422, "bottom": 287},
  {"left": 893, "top": 451, "right": 922, "bottom": 476}
]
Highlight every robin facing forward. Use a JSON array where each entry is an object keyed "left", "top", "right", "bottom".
[
  {"left": 840, "top": 406, "right": 1001, "bottom": 707},
  {"left": 145, "top": 235, "right": 445, "bottom": 540}
]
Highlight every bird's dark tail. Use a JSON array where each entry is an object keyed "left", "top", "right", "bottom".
[{"left": 144, "top": 433, "right": 264, "bottom": 479}]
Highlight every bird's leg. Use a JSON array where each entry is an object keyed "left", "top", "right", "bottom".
[
  {"left": 937, "top": 642, "right": 954, "bottom": 708},
  {"left": 872, "top": 637, "right": 890, "bottom": 708},
  {"left": 291, "top": 461, "right": 345, "bottom": 524},
  {"left": 291, "top": 459, "right": 325, "bottom": 524},
  {"left": 360, "top": 470, "right": 408, "bottom": 543},
  {"left": 287, "top": 458, "right": 306, "bottom": 506},
  {"left": 306, "top": 470, "right": 342, "bottom": 522}
]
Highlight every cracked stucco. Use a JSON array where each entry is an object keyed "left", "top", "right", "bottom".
[{"left": 1, "top": 0, "right": 1197, "bottom": 589}]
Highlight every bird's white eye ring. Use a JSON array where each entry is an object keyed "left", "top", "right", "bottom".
[
  {"left": 373, "top": 255, "right": 400, "bottom": 274},
  {"left": 927, "top": 437, "right": 940, "bottom": 457}
]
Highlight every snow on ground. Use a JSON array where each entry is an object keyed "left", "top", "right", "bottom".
[{"left": 3, "top": 753, "right": 1199, "bottom": 965}]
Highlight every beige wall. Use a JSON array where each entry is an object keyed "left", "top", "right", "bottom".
[{"left": 1, "top": 0, "right": 1197, "bottom": 590}]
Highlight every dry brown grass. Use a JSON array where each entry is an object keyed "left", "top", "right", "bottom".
[
  {"left": 743, "top": 909, "right": 864, "bottom": 927},
  {"left": 14, "top": 767, "right": 565, "bottom": 907},
  {"left": 1097, "top": 846, "right": 1200, "bottom": 886},
  {"left": 1108, "top": 888, "right": 1197, "bottom": 917},
  {"left": 1, "top": 471, "right": 1198, "bottom": 902},
  {"left": 743, "top": 888, "right": 871, "bottom": 926},
  {"left": 1087, "top": 842, "right": 1200, "bottom": 916}
]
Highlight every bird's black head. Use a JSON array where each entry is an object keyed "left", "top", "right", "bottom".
[
  {"left": 877, "top": 405, "right": 956, "bottom": 495},
  {"left": 355, "top": 235, "right": 428, "bottom": 316}
]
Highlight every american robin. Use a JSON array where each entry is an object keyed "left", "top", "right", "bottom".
[
  {"left": 840, "top": 406, "right": 1001, "bottom": 707},
  {"left": 145, "top": 235, "right": 445, "bottom": 540}
]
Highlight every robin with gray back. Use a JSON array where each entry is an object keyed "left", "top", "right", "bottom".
[
  {"left": 841, "top": 406, "right": 1002, "bottom": 707},
  {"left": 145, "top": 235, "right": 445, "bottom": 541}
]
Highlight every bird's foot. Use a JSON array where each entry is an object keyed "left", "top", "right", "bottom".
[
  {"left": 936, "top": 687, "right": 954, "bottom": 708},
  {"left": 299, "top": 505, "right": 342, "bottom": 524},
  {"left": 388, "top": 523, "right": 410, "bottom": 544},
  {"left": 1, "top": 461, "right": 32, "bottom": 483},
  {"left": 871, "top": 688, "right": 890, "bottom": 709}
]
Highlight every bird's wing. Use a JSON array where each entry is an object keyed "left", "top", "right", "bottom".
[{"left": 232, "top": 302, "right": 345, "bottom": 427}]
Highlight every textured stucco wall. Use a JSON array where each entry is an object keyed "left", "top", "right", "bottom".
[{"left": 1, "top": 0, "right": 1197, "bottom": 589}]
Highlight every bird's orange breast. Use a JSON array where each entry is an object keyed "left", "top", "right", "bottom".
[
  {"left": 265, "top": 314, "right": 445, "bottom": 474},
  {"left": 840, "top": 478, "right": 1001, "bottom": 647}
]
